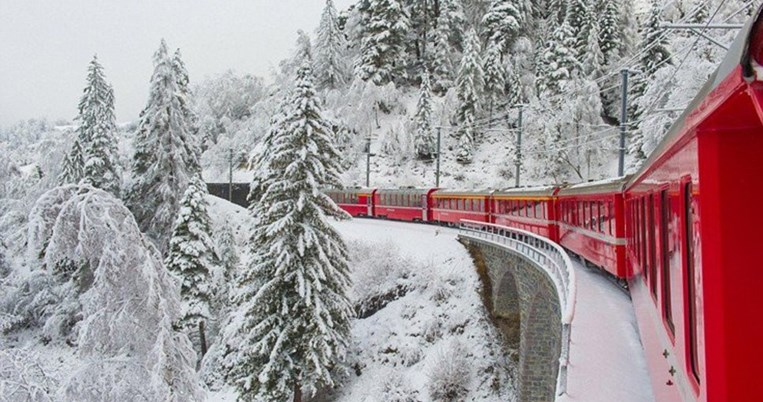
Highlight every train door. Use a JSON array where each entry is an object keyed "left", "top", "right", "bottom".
[{"left": 421, "top": 194, "right": 428, "bottom": 222}]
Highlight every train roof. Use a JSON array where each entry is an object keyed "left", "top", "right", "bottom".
[
  {"left": 375, "top": 187, "right": 436, "bottom": 195},
  {"left": 324, "top": 187, "right": 376, "bottom": 195},
  {"left": 432, "top": 189, "right": 490, "bottom": 198},
  {"left": 627, "top": 5, "right": 762, "bottom": 188},
  {"left": 558, "top": 176, "right": 630, "bottom": 196},
  {"left": 493, "top": 186, "right": 558, "bottom": 198}
]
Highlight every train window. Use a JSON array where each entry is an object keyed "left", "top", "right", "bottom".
[
  {"left": 660, "top": 190, "right": 674, "bottom": 335},
  {"left": 640, "top": 198, "right": 648, "bottom": 283},
  {"left": 648, "top": 194, "right": 657, "bottom": 299},
  {"left": 458, "top": 199, "right": 464, "bottom": 210},
  {"left": 597, "top": 202, "right": 603, "bottom": 233},
  {"left": 683, "top": 182, "right": 700, "bottom": 383},
  {"left": 479, "top": 199, "right": 485, "bottom": 212},
  {"left": 608, "top": 201, "right": 614, "bottom": 236}
]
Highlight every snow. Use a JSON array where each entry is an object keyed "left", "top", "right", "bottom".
[{"left": 560, "top": 259, "right": 654, "bottom": 402}]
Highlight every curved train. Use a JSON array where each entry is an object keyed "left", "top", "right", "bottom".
[
  {"left": 208, "top": 6, "right": 763, "bottom": 402},
  {"left": 328, "top": 9, "right": 763, "bottom": 402}
]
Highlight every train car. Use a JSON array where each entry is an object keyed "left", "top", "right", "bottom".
[
  {"left": 490, "top": 187, "right": 560, "bottom": 241},
  {"left": 373, "top": 188, "right": 437, "bottom": 222},
  {"left": 623, "top": 7, "right": 763, "bottom": 401},
  {"left": 324, "top": 188, "right": 377, "bottom": 217},
  {"left": 430, "top": 190, "right": 491, "bottom": 225},
  {"left": 556, "top": 178, "right": 627, "bottom": 278}
]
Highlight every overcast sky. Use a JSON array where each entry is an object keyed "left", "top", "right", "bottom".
[{"left": 0, "top": 0, "right": 356, "bottom": 127}]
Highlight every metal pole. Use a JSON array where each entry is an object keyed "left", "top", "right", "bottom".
[
  {"left": 515, "top": 105, "right": 523, "bottom": 188},
  {"left": 436, "top": 127, "right": 441, "bottom": 187},
  {"left": 228, "top": 148, "right": 233, "bottom": 202},
  {"left": 366, "top": 137, "right": 371, "bottom": 187},
  {"left": 619, "top": 69, "right": 628, "bottom": 177}
]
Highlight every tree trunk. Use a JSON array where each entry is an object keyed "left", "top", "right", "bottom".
[
  {"left": 198, "top": 321, "right": 208, "bottom": 357},
  {"left": 293, "top": 382, "right": 302, "bottom": 402}
]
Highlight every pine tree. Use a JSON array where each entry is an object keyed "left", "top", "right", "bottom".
[
  {"left": 483, "top": 40, "right": 506, "bottom": 123},
  {"left": 567, "top": 0, "right": 591, "bottom": 60},
  {"left": 315, "top": 0, "right": 350, "bottom": 90},
  {"left": 77, "top": 56, "right": 121, "bottom": 195},
  {"left": 414, "top": 71, "right": 435, "bottom": 159},
  {"left": 247, "top": 100, "right": 288, "bottom": 208},
  {"left": 430, "top": 8, "right": 456, "bottom": 94},
  {"left": 230, "top": 65, "right": 353, "bottom": 402},
  {"left": 598, "top": 0, "right": 622, "bottom": 64},
  {"left": 582, "top": 17, "right": 605, "bottom": 79},
  {"left": 482, "top": 0, "right": 524, "bottom": 54},
  {"left": 505, "top": 60, "right": 522, "bottom": 107},
  {"left": 166, "top": 175, "right": 216, "bottom": 358},
  {"left": 58, "top": 138, "right": 85, "bottom": 185},
  {"left": 128, "top": 39, "right": 201, "bottom": 252},
  {"left": 619, "top": 0, "right": 640, "bottom": 58},
  {"left": 455, "top": 29, "right": 484, "bottom": 163},
  {"left": 540, "top": 17, "right": 580, "bottom": 95},
  {"left": 640, "top": 1, "right": 672, "bottom": 77},
  {"left": 173, "top": 49, "right": 202, "bottom": 150},
  {"left": 357, "top": 0, "right": 410, "bottom": 85}
]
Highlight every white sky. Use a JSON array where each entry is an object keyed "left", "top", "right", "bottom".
[{"left": 0, "top": 0, "right": 356, "bottom": 126}]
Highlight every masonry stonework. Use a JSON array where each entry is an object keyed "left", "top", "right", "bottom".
[{"left": 462, "top": 238, "right": 562, "bottom": 402}]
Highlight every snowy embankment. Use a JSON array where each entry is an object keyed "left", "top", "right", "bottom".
[{"left": 206, "top": 199, "right": 515, "bottom": 401}]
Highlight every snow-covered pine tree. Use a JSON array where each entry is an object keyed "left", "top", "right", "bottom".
[
  {"left": 483, "top": 40, "right": 506, "bottom": 124},
  {"left": 357, "top": 0, "right": 410, "bottom": 85},
  {"left": 247, "top": 99, "right": 289, "bottom": 208},
  {"left": 230, "top": 65, "right": 353, "bottom": 402},
  {"left": 431, "top": 7, "right": 456, "bottom": 94},
  {"left": 128, "top": 39, "right": 201, "bottom": 252},
  {"left": 598, "top": 0, "right": 622, "bottom": 64},
  {"left": 567, "top": 0, "right": 591, "bottom": 61},
  {"left": 504, "top": 60, "right": 522, "bottom": 107},
  {"left": 618, "top": 0, "right": 640, "bottom": 58},
  {"left": 482, "top": 0, "right": 524, "bottom": 54},
  {"left": 540, "top": 16, "right": 580, "bottom": 95},
  {"left": 173, "top": 49, "right": 202, "bottom": 150},
  {"left": 439, "top": 0, "right": 466, "bottom": 52},
  {"left": 315, "top": 0, "right": 351, "bottom": 90},
  {"left": 640, "top": 1, "right": 673, "bottom": 78},
  {"left": 582, "top": 17, "right": 605, "bottom": 79},
  {"left": 414, "top": 71, "right": 436, "bottom": 159},
  {"left": 165, "top": 174, "right": 217, "bottom": 358},
  {"left": 77, "top": 56, "right": 121, "bottom": 196},
  {"left": 58, "top": 138, "right": 85, "bottom": 185},
  {"left": 214, "top": 220, "right": 239, "bottom": 289},
  {"left": 455, "top": 29, "right": 484, "bottom": 163}
]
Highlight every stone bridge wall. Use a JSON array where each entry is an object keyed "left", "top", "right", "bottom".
[{"left": 461, "top": 238, "right": 562, "bottom": 402}]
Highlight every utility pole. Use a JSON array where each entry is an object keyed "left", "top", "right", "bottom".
[
  {"left": 366, "top": 137, "right": 372, "bottom": 187},
  {"left": 515, "top": 104, "right": 523, "bottom": 188},
  {"left": 619, "top": 69, "right": 628, "bottom": 177},
  {"left": 228, "top": 148, "right": 233, "bottom": 202},
  {"left": 435, "top": 127, "right": 441, "bottom": 187}
]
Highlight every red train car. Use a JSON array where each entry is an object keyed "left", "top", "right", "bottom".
[
  {"left": 623, "top": 8, "right": 763, "bottom": 401},
  {"left": 430, "top": 190, "right": 491, "bottom": 225},
  {"left": 373, "top": 188, "right": 437, "bottom": 222},
  {"left": 325, "top": 188, "right": 376, "bottom": 217},
  {"left": 557, "top": 179, "right": 627, "bottom": 278},
  {"left": 490, "top": 187, "right": 559, "bottom": 241}
]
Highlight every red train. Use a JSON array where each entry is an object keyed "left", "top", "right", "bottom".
[{"left": 324, "top": 7, "right": 763, "bottom": 401}]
